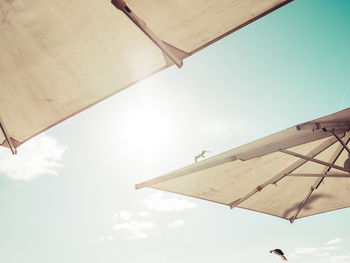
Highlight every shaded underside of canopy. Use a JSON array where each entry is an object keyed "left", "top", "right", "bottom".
[
  {"left": 0, "top": 0, "right": 292, "bottom": 150},
  {"left": 136, "top": 108, "right": 350, "bottom": 222}
]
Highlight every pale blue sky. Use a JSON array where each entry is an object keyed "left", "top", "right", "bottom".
[{"left": 1, "top": 1, "right": 350, "bottom": 263}]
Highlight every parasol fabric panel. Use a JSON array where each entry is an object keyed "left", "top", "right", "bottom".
[
  {"left": 136, "top": 108, "right": 350, "bottom": 222},
  {"left": 0, "top": 0, "right": 291, "bottom": 150}
]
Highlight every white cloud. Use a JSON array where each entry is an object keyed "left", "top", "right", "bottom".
[
  {"left": 113, "top": 220, "right": 157, "bottom": 239},
  {"left": 0, "top": 134, "right": 67, "bottom": 180},
  {"left": 90, "top": 235, "right": 113, "bottom": 243},
  {"left": 138, "top": 211, "right": 150, "bottom": 217},
  {"left": 288, "top": 253, "right": 299, "bottom": 259},
  {"left": 327, "top": 238, "right": 343, "bottom": 245},
  {"left": 143, "top": 193, "right": 197, "bottom": 212},
  {"left": 316, "top": 252, "right": 330, "bottom": 257},
  {"left": 295, "top": 247, "right": 319, "bottom": 254},
  {"left": 326, "top": 255, "right": 350, "bottom": 263},
  {"left": 322, "top": 246, "right": 341, "bottom": 251},
  {"left": 120, "top": 211, "right": 133, "bottom": 220},
  {"left": 167, "top": 220, "right": 184, "bottom": 228},
  {"left": 112, "top": 211, "right": 133, "bottom": 221}
]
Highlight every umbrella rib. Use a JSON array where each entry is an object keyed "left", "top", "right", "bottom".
[
  {"left": 289, "top": 133, "right": 350, "bottom": 223},
  {"left": 287, "top": 173, "right": 350, "bottom": 178},
  {"left": 280, "top": 149, "right": 349, "bottom": 172},
  {"left": 331, "top": 131, "right": 350, "bottom": 155},
  {"left": 0, "top": 114, "right": 17, "bottom": 155},
  {"left": 228, "top": 136, "right": 339, "bottom": 208},
  {"left": 111, "top": 0, "right": 183, "bottom": 68}
]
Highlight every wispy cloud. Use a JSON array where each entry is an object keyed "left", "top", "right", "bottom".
[
  {"left": 112, "top": 211, "right": 133, "bottom": 221},
  {"left": 113, "top": 220, "right": 157, "bottom": 239},
  {"left": 325, "top": 255, "right": 350, "bottom": 263},
  {"left": 316, "top": 252, "right": 330, "bottom": 257},
  {"left": 0, "top": 134, "right": 67, "bottom": 180},
  {"left": 143, "top": 193, "right": 197, "bottom": 212},
  {"left": 120, "top": 211, "right": 133, "bottom": 220},
  {"left": 106, "top": 193, "right": 195, "bottom": 240},
  {"left": 138, "top": 211, "right": 150, "bottom": 217},
  {"left": 295, "top": 247, "right": 319, "bottom": 254},
  {"left": 327, "top": 238, "right": 343, "bottom": 245},
  {"left": 291, "top": 238, "right": 346, "bottom": 262},
  {"left": 167, "top": 220, "right": 184, "bottom": 228},
  {"left": 288, "top": 253, "right": 299, "bottom": 259},
  {"left": 90, "top": 235, "right": 113, "bottom": 243},
  {"left": 322, "top": 246, "right": 341, "bottom": 251}
]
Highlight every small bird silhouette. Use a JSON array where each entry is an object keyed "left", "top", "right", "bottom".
[
  {"left": 194, "top": 150, "right": 211, "bottom": 163},
  {"left": 270, "top": 249, "right": 287, "bottom": 261}
]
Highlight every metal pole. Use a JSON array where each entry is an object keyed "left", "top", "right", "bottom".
[
  {"left": 280, "top": 149, "right": 349, "bottom": 172},
  {"left": 0, "top": 115, "right": 17, "bottom": 155},
  {"left": 287, "top": 173, "right": 350, "bottom": 178},
  {"left": 111, "top": 0, "right": 183, "bottom": 68},
  {"left": 228, "top": 136, "right": 339, "bottom": 208},
  {"left": 289, "top": 134, "right": 350, "bottom": 223},
  {"left": 331, "top": 131, "right": 350, "bottom": 155}
]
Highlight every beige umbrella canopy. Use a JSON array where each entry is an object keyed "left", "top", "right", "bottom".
[
  {"left": 136, "top": 108, "right": 350, "bottom": 222},
  {"left": 0, "top": 0, "right": 292, "bottom": 154}
]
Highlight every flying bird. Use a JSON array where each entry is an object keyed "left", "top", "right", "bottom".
[
  {"left": 270, "top": 249, "right": 287, "bottom": 261},
  {"left": 194, "top": 150, "right": 211, "bottom": 163}
]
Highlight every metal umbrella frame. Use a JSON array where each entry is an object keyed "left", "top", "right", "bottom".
[{"left": 137, "top": 108, "right": 350, "bottom": 222}]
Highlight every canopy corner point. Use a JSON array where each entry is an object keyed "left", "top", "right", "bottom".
[{"left": 135, "top": 181, "right": 147, "bottom": 190}]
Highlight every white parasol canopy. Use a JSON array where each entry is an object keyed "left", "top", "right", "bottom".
[
  {"left": 136, "top": 108, "right": 350, "bottom": 222},
  {"left": 0, "top": 0, "right": 292, "bottom": 154}
]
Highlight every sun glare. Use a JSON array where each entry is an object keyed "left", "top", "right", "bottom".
[{"left": 118, "top": 88, "right": 174, "bottom": 160}]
